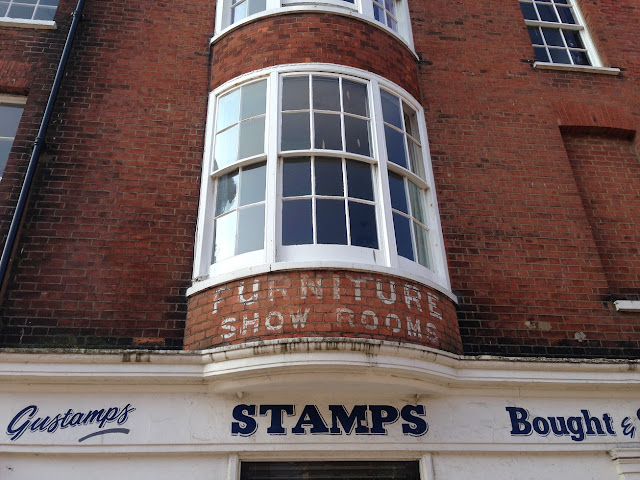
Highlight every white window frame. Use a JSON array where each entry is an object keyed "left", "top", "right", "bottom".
[
  {"left": 519, "top": 0, "right": 603, "bottom": 68},
  {"left": 0, "top": 0, "right": 57, "bottom": 28},
  {"left": 191, "top": 64, "right": 452, "bottom": 298},
  {"left": 0, "top": 94, "right": 27, "bottom": 180},
  {"left": 213, "top": 0, "right": 415, "bottom": 52}
]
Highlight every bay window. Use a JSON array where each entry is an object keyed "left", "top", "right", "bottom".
[{"left": 193, "top": 65, "right": 450, "bottom": 293}]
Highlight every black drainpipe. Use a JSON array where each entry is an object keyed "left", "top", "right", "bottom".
[{"left": 0, "top": 0, "right": 87, "bottom": 295}]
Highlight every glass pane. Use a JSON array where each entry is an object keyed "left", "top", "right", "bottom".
[
  {"left": 527, "top": 26, "right": 543, "bottom": 45},
  {"left": 282, "top": 76, "right": 309, "bottom": 111},
  {"left": 349, "top": 201, "right": 378, "bottom": 249},
  {"left": 562, "top": 30, "right": 584, "bottom": 48},
  {"left": 238, "top": 116, "right": 265, "bottom": 159},
  {"left": 344, "top": 116, "right": 370, "bottom": 157},
  {"left": 387, "top": 16, "right": 397, "bottom": 31},
  {"left": 237, "top": 204, "right": 265, "bottom": 254},
  {"left": 239, "top": 162, "right": 266, "bottom": 206},
  {"left": 314, "top": 113, "right": 342, "bottom": 151},
  {"left": 0, "top": 139, "right": 13, "bottom": 177},
  {"left": 534, "top": 46, "right": 550, "bottom": 62},
  {"left": 40, "top": 0, "right": 59, "bottom": 6},
  {"left": 373, "top": 3, "right": 384, "bottom": 22},
  {"left": 0, "top": 105, "right": 23, "bottom": 137},
  {"left": 281, "top": 112, "right": 310, "bottom": 151},
  {"left": 315, "top": 157, "right": 343, "bottom": 196},
  {"left": 214, "top": 125, "right": 238, "bottom": 170},
  {"left": 384, "top": 0, "right": 395, "bottom": 15},
  {"left": 408, "top": 181, "right": 426, "bottom": 224},
  {"left": 283, "top": 157, "right": 311, "bottom": 197},
  {"left": 393, "top": 213, "right": 414, "bottom": 261},
  {"left": 7, "top": 4, "right": 34, "bottom": 19},
  {"left": 217, "top": 89, "right": 240, "bottom": 132},
  {"left": 520, "top": 1, "right": 538, "bottom": 20},
  {"left": 248, "top": 0, "right": 266, "bottom": 15},
  {"left": 542, "top": 28, "right": 564, "bottom": 46},
  {"left": 346, "top": 161, "right": 373, "bottom": 201},
  {"left": 381, "top": 90, "right": 402, "bottom": 128},
  {"left": 213, "top": 211, "right": 237, "bottom": 263},
  {"left": 232, "top": 1, "right": 247, "bottom": 23},
  {"left": 388, "top": 172, "right": 408, "bottom": 213},
  {"left": 19, "top": 0, "right": 38, "bottom": 4},
  {"left": 316, "top": 198, "right": 347, "bottom": 245},
  {"left": 282, "top": 199, "right": 313, "bottom": 245},
  {"left": 414, "top": 222, "right": 431, "bottom": 268},
  {"left": 312, "top": 76, "right": 340, "bottom": 112},
  {"left": 407, "top": 139, "right": 424, "bottom": 179},
  {"left": 240, "top": 80, "right": 266, "bottom": 120},
  {"left": 215, "top": 170, "right": 239, "bottom": 216},
  {"left": 556, "top": 5, "right": 575, "bottom": 23},
  {"left": 241, "top": 461, "right": 421, "bottom": 480},
  {"left": 536, "top": 3, "right": 558, "bottom": 22},
  {"left": 33, "top": 6, "right": 55, "bottom": 20},
  {"left": 549, "top": 48, "right": 571, "bottom": 64},
  {"left": 384, "top": 125, "right": 407, "bottom": 169},
  {"left": 570, "top": 50, "right": 590, "bottom": 65},
  {"left": 0, "top": 3, "right": 8, "bottom": 16},
  {"left": 342, "top": 80, "right": 368, "bottom": 117}
]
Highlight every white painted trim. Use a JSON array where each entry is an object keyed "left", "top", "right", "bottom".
[
  {"left": 533, "top": 61, "right": 621, "bottom": 75},
  {"left": 614, "top": 300, "right": 640, "bottom": 312},
  {"left": 0, "top": 95, "right": 27, "bottom": 105},
  {"left": 611, "top": 449, "right": 640, "bottom": 480},
  {"left": 0, "top": 17, "right": 56, "bottom": 29},
  {"left": 419, "top": 454, "right": 435, "bottom": 480}
]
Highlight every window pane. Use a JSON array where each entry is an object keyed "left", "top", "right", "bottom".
[
  {"left": 232, "top": 1, "right": 247, "bottom": 22},
  {"left": 0, "top": 104, "right": 23, "bottom": 137},
  {"left": 248, "top": 0, "right": 266, "bottom": 15},
  {"left": 393, "top": 213, "right": 414, "bottom": 261},
  {"left": 373, "top": 3, "right": 384, "bottom": 22},
  {"left": 281, "top": 112, "right": 310, "bottom": 150},
  {"left": 346, "top": 160, "right": 373, "bottom": 201},
  {"left": 414, "top": 222, "right": 431, "bottom": 268},
  {"left": 408, "top": 181, "right": 426, "bottom": 224},
  {"left": 536, "top": 3, "right": 558, "bottom": 22},
  {"left": 238, "top": 116, "right": 265, "bottom": 159},
  {"left": 237, "top": 204, "right": 265, "bottom": 254},
  {"left": 40, "top": 0, "right": 59, "bottom": 6},
  {"left": 239, "top": 162, "right": 266, "bottom": 206},
  {"left": 33, "top": 6, "right": 55, "bottom": 20},
  {"left": 562, "top": 30, "right": 584, "bottom": 48},
  {"left": 542, "top": 28, "right": 564, "bottom": 46},
  {"left": 315, "top": 157, "right": 343, "bottom": 196},
  {"left": 387, "top": 16, "right": 397, "bottom": 31},
  {"left": 213, "top": 211, "right": 237, "bottom": 263},
  {"left": 342, "top": 80, "right": 368, "bottom": 117},
  {"left": 556, "top": 5, "right": 575, "bottom": 23},
  {"left": 240, "top": 80, "right": 266, "bottom": 120},
  {"left": 314, "top": 113, "right": 342, "bottom": 151},
  {"left": 7, "top": 4, "right": 34, "bottom": 19},
  {"left": 344, "top": 116, "right": 370, "bottom": 157},
  {"left": 534, "top": 46, "right": 550, "bottom": 62},
  {"left": 570, "top": 50, "right": 590, "bottom": 65},
  {"left": 312, "top": 76, "right": 340, "bottom": 112},
  {"left": 0, "top": 139, "right": 13, "bottom": 177},
  {"left": 215, "top": 170, "right": 239, "bottom": 216},
  {"left": 240, "top": 461, "right": 421, "bottom": 479},
  {"left": 407, "top": 138, "right": 425, "bottom": 179},
  {"left": 283, "top": 157, "right": 311, "bottom": 197},
  {"left": 0, "top": 3, "right": 8, "bottom": 16},
  {"left": 282, "top": 199, "right": 313, "bottom": 245},
  {"left": 349, "top": 201, "right": 378, "bottom": 248},
  {"left": 381, "top": 90, "right": 402, "bottom": 128},
  {"left": 528, "top": 26, "right": 543, "bottom": 45},
  {"left": 388, "top": 172, "right": 408, "bottom": 213},
  {"left": 316, "top": 198, "right": 347, "bottom": 244},
  {"left": 384, "top": 0, "right": 395, "bottom": 15},
  {"left": 282, "top": 76, "right": 309, "bottom": 111},
  {"left": 384, "top": 125, "right": 407, "bottom": 169},
  {"left": 520, "top": 1, "right": 538, "bottom": 20},
  {"left": 214, "top": 125, "right": 238, "bottom": 170},
  {"left": 549, "top": 48, "right": 571, "bottom": 63},
  {"left": 217, "top": 89, "right": 240, "bottom": 132}
]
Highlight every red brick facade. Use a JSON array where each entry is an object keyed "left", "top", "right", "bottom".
[{"left": 1, "top": 0, "right": 639, "bottom": 357}]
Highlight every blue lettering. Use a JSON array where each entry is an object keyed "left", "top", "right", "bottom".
[
  {"left": 328, "top": 405, "right": 369, "bottom": 435},
  {"left": 231, "top": 404, "right": 257, "bottom": 436},
  {"left": 401, "top": 405, "right": 428, "bottom": 436},
  {"left": 369, "top": 405, "right": 399, "bottom": 435},
  {"left": 259, "top": 405, "right": 294, "bottom": 435},
  {"left": 292, "top": 405, "right": 330, "bottom": 435},
  {"left": 7, "top": 405, "right": 37, "bottom": 441},
  {"left": 506, "top": 407, "right": 532, "bottom": 436},
  {"left": 567, "top": 416, "right": 585, "bottom": 442}
]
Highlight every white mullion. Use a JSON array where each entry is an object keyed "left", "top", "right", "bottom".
[
  {"left": 341, "top": 158, "right": 352, "bottom": 245},
  {"left": 308, "top": 75, "right": 315, "bottom": 150},
  {"left": 403, "top": 177, "right": 419, "bottom": 261},
  {"left": 265, "top": 71, "right": 279, "bottom": 263},
  {"left": 310, "top": 156, "right": 317, "bottom": 244},
  {"left": 233, "top": 167, "right": 242, "bottom": 255},
  {"left": 339, "top": 77, "right": 347, "bottom": 155}
]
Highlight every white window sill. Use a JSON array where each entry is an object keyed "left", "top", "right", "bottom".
[
  {"left": 0, "top": 17, "right": 56, "bottom": 29},
  {"left": 614, "top": 300, "right": 640, "bottom": 313},
  {"left": 211, "top": 6, "right": 417, "bottom": 59},
  {"left": 187, "top": 260, "right": 457, "bottom": 303},
  {"left": 533, "top": 61, "right": 621, "bottom": 75}
]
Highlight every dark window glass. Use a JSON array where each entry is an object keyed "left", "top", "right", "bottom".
[
  {"left": 380, "top": 90, "right": 402, "bottom": 128},
  {"left": 346, "top": 161, "right": 374, "bottom": 201},
  {"left": 384, "top": 125, "right": 407, "bottom": 169},
  {"left": 0, "top": 140, "right": 12, "bottom": 175},
  {"left": 282, "top": 199, "right": 313, "bottom": 245},
  {"left": 344, "top": 116, "right": 370, "bottom": 156},
  {"left": 282, "top": 112, "right": 310, "bottom": 150},
  {"left": 342, "top": 80, "right": 368, "bottom": 117},
  {"left": 520, "top": 1, "right": 537, "bottom": 20},
  {"left": 536, "top": 3, "right": 558, "bottom": 22},
  {"left": 388, "top": 172, "right": 408, "bottom": 213},
  {"left": 570, "top": 50, "right": 589, "bottom": 65},
  {"left": 314, "top": 113, "right": 342, "bottom": 150},
  {"left": 282, "top": 76, "right": 309, "bottom": 110},
  {"left": 533, "top": 46, "right": 550, "bottom": 62},
  {"left": 33, "top": 6, "right": 55, "bottom": 20},
  {"left": 556, "top": 5, "right": 575, "bottom": 23},
  {"left": 0, "top": 4, "right": 8, "bottom": 16},
  {"left": 349, "top": 201, "right": 378, "bottom": 248},
  {"left": 549, "top": 48, "right": 571, "bottom": 63},
  {"left": 562, "top": 30, "right": 584, "bottom": 48},
  {"left": 283, "top": 158, "right": 311, "bottom": 197},
  {"left": 393, "top": 213, "right": 414, "bottom": 260},
  {"left": 542, "top": 27, "right": 564, "bottom": 46},
  {"left": 528, "top": 26, "right": 543, "bottom": 45},
  {"left": 312, "top": 76, "right": 340, "bottom": 111},
  {"left": 241, "top": 461, "right": 421, "bottom": 480},
  {"left": 316, "top": 198, "right": 347, "bottom": 244},
  {"left": 7, "top": 4, "right": 34, "bottom": 18},
  {"left": 315, "top": 157, "right": 343, "bottom": 196}
]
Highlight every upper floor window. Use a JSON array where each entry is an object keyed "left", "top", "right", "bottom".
[
  {"left": 0, "top": 97, "right": 25, "bottom": 180},
  {"left": 214, "top": 0, "right": 413, "bottom": 50},
  {"left": 193, "top": 65, "right": 450, "bottom": 294},
  {"left": 0, "top": 0, "right": 58, "bottom": 22},
  {"left": 519, "top": 0, "right": 602, "bottom": 67}
]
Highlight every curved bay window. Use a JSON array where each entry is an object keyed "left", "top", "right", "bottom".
[{"left": 193, "top": 65, "right": 450, "bottom": 293}]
